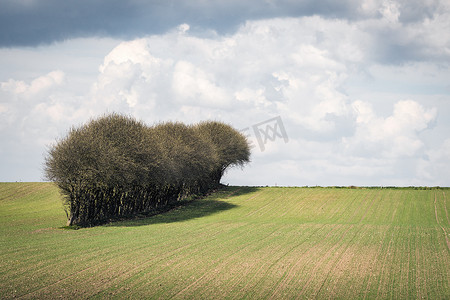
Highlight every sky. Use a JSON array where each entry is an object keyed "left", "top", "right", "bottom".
[{"left": 1, "top": 0, "right": 450, "bottom": 186}]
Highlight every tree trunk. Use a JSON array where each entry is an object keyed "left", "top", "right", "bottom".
[{"left": 67, "top": 214, "right": 75, "bottom": 226}]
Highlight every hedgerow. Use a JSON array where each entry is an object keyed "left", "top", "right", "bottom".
[{"left": 45, "top": 114, "right": 250, "bottom": 226}]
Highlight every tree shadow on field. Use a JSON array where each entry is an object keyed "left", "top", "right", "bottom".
[{"left": 106, "top": 186, "right": 260, "bottom": 227}]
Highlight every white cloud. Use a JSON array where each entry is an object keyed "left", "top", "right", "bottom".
[
  {"left": 1, "top": 70, "right": 64, "bottom": 98},
  {"left": 0, "top": 71, "right": 67, "bottom": 131},
  {"left": 418, "top": 139, "right": 450, "bottom": 185},
  {"left": 359, "top": 0, "right": 450, "bottom": 63},
  {"left": 172, "top": 60, "right": 231, "bottom": 109},
  {"left": 0, "top": 69, "right": 89, "bottom": 148},
  {"left": 345, "top": 100, "right": 436, "bottom": 158},
  {"left": 379, "top": 0, "right": 401, "bottom": 23},
  {"left": 90, "top": 17, "right": 364, "bottom": 132},
  {"left": 0, "top": 15, "right": 449, "bottom": 185}
]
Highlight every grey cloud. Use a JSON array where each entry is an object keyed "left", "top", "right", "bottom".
[
  {"left": 1, "top": 0, "right": 156, "bottom": 46},
  {"left": 1, "top": 0, "right": 445, "bottom": 47},
  {"left": 396, "top": 0, "right": 441, "bottom": 23}
]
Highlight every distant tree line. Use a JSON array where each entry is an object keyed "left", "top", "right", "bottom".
[{"left": 44, "top": 114, "right": 250, "bottom": 226}]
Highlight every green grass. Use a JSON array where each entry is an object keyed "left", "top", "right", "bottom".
[{"left": 1, "top": 183, "right": 449, "bottom": 299}]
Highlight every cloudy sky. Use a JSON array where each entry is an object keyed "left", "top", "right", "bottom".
[{"left": 1, "top": 0, "right": 449, "bottom": 186}]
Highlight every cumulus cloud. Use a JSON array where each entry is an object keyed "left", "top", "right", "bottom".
[
  {"left": 83, "top": 16, "right": 445, "bottom": 185},
  {"left": 0, "top": 13, "right": 448, "bottom": 185},
  {"left": 1, "top": 0, "right": 449, "bottom": 53},
  {"left": 90, "top": 17, "right": 364, "bottom": 129},
  {"left": 0, "top": 70, "right": 85, "bottom": 181},
  {"left": 359, "top": 0, "right": 450, "bottom": 63},
  {"left": 0, "top": 70, "right": 66, "bottom": 131},
  {"left": 1, "top": 71, "right": 64, "bottom": 97},
  {"left": 346, "top": 100, "right": 436, "bottom": 158},
  {"left": 0, "top": 70, "right": 92, "bottom": 150}
]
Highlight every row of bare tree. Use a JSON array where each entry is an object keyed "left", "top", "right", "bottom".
[{"left": 45, "top": 114, "right": 250, "bottom": 226}]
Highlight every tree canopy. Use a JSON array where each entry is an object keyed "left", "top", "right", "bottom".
[{"left": 44, "top": 114, "right": 250, "bottom": 226}]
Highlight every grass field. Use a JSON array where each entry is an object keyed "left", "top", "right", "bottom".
[{"left": 1, "top": 182, "right": 449, "bottom": 299}]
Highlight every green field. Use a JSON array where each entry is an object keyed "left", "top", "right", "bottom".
[{"left": 1, "top": 182, "right": 449, "bottom": 299}]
